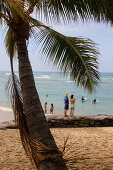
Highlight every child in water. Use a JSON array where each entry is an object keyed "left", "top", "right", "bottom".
[
  {"left": 44, "top": 102, "right": 47, "bottom": 114},
  {"left": 50, "top": 103, "right": 54, "bottom": 114}
]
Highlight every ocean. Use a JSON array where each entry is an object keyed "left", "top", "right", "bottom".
[{"left": 0, "top": 71, "right": 113, "bottom": 121}]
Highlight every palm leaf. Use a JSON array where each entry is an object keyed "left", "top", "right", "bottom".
[
  {"left": 1, "top": 0, "right": 113, "bottom": 24},
  {"left": 5, "top": 24, "right": 63, "bottom": 168},
  {"left": 31, "top": 23, "right": 100, "bottom": 92},
  {"left": 5, "top": 27, "right": 35, "bottom": 166},
  {"left": 6, "top": 67, "right": 36, "bottom": 167},
  {"left": 6, "top": 72, "right": 63, "bottom": 168},
  {"left": 0, "top": 0, "right": 28, "bottom": 23},
  {"left": 32, "top": 0, "right": 113, "bottom": 24},
  {"left": 5, "top": 27, "right": 17, "bottom": 58}
]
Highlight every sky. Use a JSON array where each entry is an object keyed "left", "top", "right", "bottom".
[{"left": 0, "top": 20, "right": 113, "bottom": 73}]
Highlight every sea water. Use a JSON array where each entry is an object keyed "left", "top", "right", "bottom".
[{"left": 0, "top": 71, "right": 113, "bottom": 118}]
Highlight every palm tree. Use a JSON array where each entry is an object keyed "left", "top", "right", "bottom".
[{"left": 1, "top": 0, "right": 113, "bottom": 169}]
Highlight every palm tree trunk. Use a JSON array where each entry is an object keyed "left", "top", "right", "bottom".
[{"left": 16, "top": 38, "right": 68, "bottom": 169}]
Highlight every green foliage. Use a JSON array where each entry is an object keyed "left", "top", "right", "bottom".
[
  {"left": 2, "top": 0, "right": 113, "bottom": 93},
  {"left": 33, "top": 26, "right": 99, "bottom": 92},
  {"left": 34, "top": 0, "right": 113, "bottom": 24},
  {"left": 5, "top": 28, "right": 17, "bottom": 58},
  {"left": 1, "top": 0, "right": 113, "bottom": 168}
]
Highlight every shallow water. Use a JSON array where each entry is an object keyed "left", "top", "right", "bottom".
[{"left": 0, "top": 71, "right": 113, "bottom": 117}]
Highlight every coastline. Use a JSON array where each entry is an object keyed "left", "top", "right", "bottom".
[
  {"left": 0, "top": 72, "right": 113, "bottom": 116},
  {"left": 1, "top": 110, "right": 113, "bottom": 169},
  {"left": 0, "top": 104, "right": 113, "bottom": 129},
  {"left": 0, "top": 109, "right": 14, "bottom": 122},
  {"left": 1, "top": 114, "right": 113, "bottom": 129}
]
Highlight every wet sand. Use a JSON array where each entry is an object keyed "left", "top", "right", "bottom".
[
  {"left": 0, "top": 127, "right": 113, "bottom": 170},
  {"left": 0, "top": 110, "right": 14, "bottom": 122}
]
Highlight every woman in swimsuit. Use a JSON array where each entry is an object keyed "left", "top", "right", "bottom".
[{"left": 70, "top": 94, "right": 76, "bottom": 117}]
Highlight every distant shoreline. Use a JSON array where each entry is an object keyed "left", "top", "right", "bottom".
[{"left": 0, "top": 71, "right": 113, "bottom": 73}]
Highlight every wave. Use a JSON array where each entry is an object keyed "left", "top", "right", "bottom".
[
  {"left": 5, "top": 73, "right": 11, "bottom": 75},
  {"left": 5, "top": 72, "right": 19, "bottom": 76},
  {"left": 102, "top": 77, "right": 113, "bottom": 81},
  {"left": 0, "top": 106, "right": 12, "bottom": 112},
  {"left": 35, "top": 75, "right": 50, "bottom": 79},
  {"left": 15, "top": 73, "right": 19, "bottom": 76},
  {"left": 66, "top": 80, "right": 74, "bottom": 83}
]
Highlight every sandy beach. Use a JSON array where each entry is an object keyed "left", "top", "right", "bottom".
[
  {"left": 1, "top": 127, "right": 113, "bottom": 170},
  {"left": 0, "top": 109, "right": 14, "bottom": 122}
]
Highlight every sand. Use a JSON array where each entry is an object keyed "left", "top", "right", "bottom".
[
  {"left": 1, "top": 127, "right": 113, "bottom": 170},
  {"left": 0, "top": 110, "right": 14, "bottom": 122}
]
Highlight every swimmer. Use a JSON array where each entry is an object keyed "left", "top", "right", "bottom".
[{"left": 88, "top": 99, "right": 97, "bottom": 104}]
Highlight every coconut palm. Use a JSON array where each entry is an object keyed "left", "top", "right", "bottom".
[{"left": 1, "top": 0, "right": 113, "bottom": 169}]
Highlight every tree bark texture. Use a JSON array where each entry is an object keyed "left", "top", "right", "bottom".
[{"left": 16, "top": 38, "right": 68, "bottom": 169}]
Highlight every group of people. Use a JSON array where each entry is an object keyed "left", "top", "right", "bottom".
[
  {"left": 44, "top": 102, "right": 54, "bottom": 114},
  {"left": 82, "top": 96, "right": 97, "bottom": 104},
  {"left": 44, "top": 94, "right": 96, "bottom": 116},
  {"left": 64, "top": 93, "right": 76, "bottom": 118},
  {"left": 44, "top": 93, "right": 76, "bottom": 117}
]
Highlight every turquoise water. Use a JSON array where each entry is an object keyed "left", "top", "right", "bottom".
[{"left": 0, "top": 71, "right": 113, "bottom": 116}]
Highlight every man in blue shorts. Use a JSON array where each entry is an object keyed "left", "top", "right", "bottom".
[{"left": 64, "top": 93, "right": 69, "bottom": 117}]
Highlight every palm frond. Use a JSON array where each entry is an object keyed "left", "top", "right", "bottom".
[
  {"left": 5, "top": 36, "right": 64, "bottom": 168},
  {"left": 6, "top": 0, "right": 28, "bottom": 21},
  {"left": 6, "top": 73, "right": 63, "bottom": 168},
  {"left": 1, "top": 0, "right": 113, "bottom": 24},
  {"left": 5, "top": 27, "right": 36, "bottom": 167},
  {"left": 0, "top": 0, "right": 10, "bottom": 24},
  {"left": 0, "top": 13, "right": 9, "bottom": 23},
  {"left": 31, "top": 0, "right": 113, "bottom": 24},
  {"left": 6, "top": 70, "right": 36, "bottom": 166},
  {"left": 84, "top": 0, "right": 113, "bottom": 24},
  {"left": 0, "top": 0, "right": 29, "bottom": 23},
  {"left": 35, "top": 0, "right": 78, "bottom": 23},
  {"left": 32, "top": 25, "right": 100, "bottom": 92},
  {"left": 25, "top": 0, "right": 40, "bottom": 15},
  {"left": 5, "top": 27, "right": 17, "bottom": 58}
]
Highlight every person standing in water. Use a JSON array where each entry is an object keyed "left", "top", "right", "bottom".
[
  {"left": 88, "top": 99, "right": 97, "bottom": 104},
  {"left": 70, "top": 94, "right": 76, "bottom": 117},
  {"left": 44, "top": 102, "right": 47, "bottom": 114},
  {"left": 50, "top": 103, "right": 54, "bottom": 114},
  {"left": 64, "top": 93, "right": 69, "bottom": 117},
  {"left": 82, "top": 96, "right": 85, "bottom": 101}
]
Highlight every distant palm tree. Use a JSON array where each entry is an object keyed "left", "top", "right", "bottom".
[{"left": 1, "top": 0, "right": 113, "bottom": 169}]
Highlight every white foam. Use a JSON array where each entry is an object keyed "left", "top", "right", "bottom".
[
  {"left": 0, "top": 107, "right": 12, "bottom": 112},
  {"left": 5, "top": 73, "right": 10, "bottom": 75},
  {"left": 41, "top": 75, "right": 50, "bottom": 77},
  {"left": 45, "top": 113, "right": 53, "bottom": 116},
  {"left": 67, "top": 80, "right": 73, "bottom": 83},
  {"left": 35, "top": 75, "right": 50, "bottom": 79}
]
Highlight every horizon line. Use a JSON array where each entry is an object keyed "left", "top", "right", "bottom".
[{"left": 0, "top": 70, "right": 113, "bottom": 74}]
